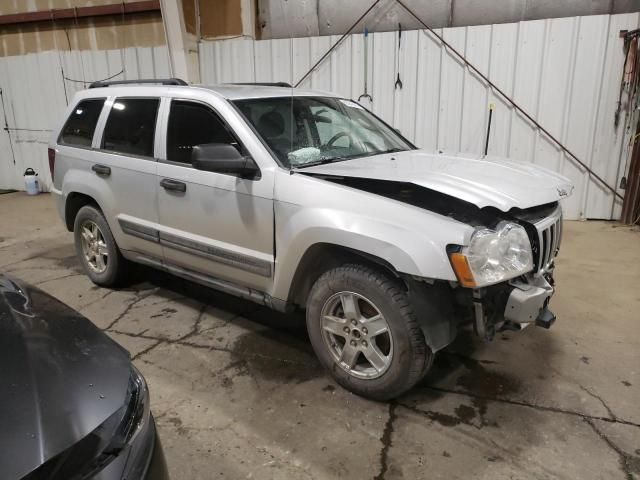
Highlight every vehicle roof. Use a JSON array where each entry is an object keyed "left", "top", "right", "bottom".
[
  {"left": 82, "top": 83, "right": 339, "bottom": 100},
  {"left": 196, "top": 84, "right": 338, "bottom": 100}
]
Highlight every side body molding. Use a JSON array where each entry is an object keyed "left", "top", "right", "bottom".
[{"left": 117, "top": 218, "right": 272, "bottom": 277}]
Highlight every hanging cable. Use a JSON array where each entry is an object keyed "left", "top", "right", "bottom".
[
  {"left": 66, "top": 8, "right": 88, "bottom": 88},
  {"left": 49, "top": 12, "right": 70, "bottom": 104},
  {"left": 395, "top": 0, "right": 623, "bottom": 201},
  {"left": 3, "top": 128, "right": 52, "bottom": 132},
  {"left": 293, "top": 0, "right": 624, "bottom": 201},
  {"left": 294, "top": 0, "right": 384, "bottom": 88},
  {"left": 63, "top": 69, "right": 124, "bottom": 84},
  {"left": 0, "top": 89, "right": 16, "bottom": 164},
  {"left": 120, "top": 1, "right": 128, "bottom": 79}
]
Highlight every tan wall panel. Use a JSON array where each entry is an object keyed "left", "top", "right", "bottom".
[
  {"left": 199, "top": 0, "right": 242, "bottom": 38},
  {"left": 0, "top": 0, "right": 147, "bottom": 14},
  {"left": 182, "top": 0, "right": 197, "bottom": 35},
  {"left": 0, "top": 12, "right": 165, "bottom": 56}
]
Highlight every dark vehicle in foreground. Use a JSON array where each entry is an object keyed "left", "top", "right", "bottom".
[{"left": 0, "top": 274, "right": 168, "bottom": 480}]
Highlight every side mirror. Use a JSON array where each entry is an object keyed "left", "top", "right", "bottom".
[{"left": 191, "top": 143, "right": 260, "bottom": 179}]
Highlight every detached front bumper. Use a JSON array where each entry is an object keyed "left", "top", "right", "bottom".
[
  {"left": 470, "top": 273, "right": 557, "bottom": 340},
  {"left": 504, "top": 275, "right": 556, "bottom": 328}
]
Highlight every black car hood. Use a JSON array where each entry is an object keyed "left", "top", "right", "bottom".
[{"left": 0, "top": 275, "right": 131, "bottom": 479}]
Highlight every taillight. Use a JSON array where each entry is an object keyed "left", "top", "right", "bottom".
[{"left": 48, "top": 148, "right": 55, "bottom": 180}]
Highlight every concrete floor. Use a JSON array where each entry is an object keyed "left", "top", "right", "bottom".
[{"left": 1, "top": 192, "right": 639, "bottom": 480}]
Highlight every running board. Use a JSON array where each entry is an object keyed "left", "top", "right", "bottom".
[{"left": 127, "top": 251, "right": 291, "bottom": 313}]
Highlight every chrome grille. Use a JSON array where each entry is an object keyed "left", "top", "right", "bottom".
[{"left": 534, "top": 207, "right": 563, "bottom": 274}]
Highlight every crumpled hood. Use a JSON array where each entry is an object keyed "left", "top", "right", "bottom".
[
  {"left": 301, "top": 150, "right": 574, "bottom": 211},
  {"left": 0, "top": 275, "right": 131, "bottom": 480}
]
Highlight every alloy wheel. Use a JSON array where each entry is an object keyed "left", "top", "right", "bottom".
[
  {"left": 320, "top": 291, "right": 393, "bottom": 379},
  {"left": 80, "top": 220, "right": 109, "bottom": 274}
]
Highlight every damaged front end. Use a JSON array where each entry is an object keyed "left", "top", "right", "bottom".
[
  {"left": 464, "top": 273, "right": 556, "bottom": 342},
  {"left": 313, "top": 175, "right": 565, "bottom": 346},
  {"left": 453, "top": 202, "right": 563, "bottom": 341},
  {"left": 406, "top": 265, "right": 558, "bottom": 351}
]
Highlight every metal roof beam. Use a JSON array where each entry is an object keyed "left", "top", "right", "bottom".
[{"left": 0, "top": 1, "right": 160, "bottom": 27}]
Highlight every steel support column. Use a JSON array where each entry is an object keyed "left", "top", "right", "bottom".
[{"left": 159, "top": 0, "right": 200, "bottom": 83}]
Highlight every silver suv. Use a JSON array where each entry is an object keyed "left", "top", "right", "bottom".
[{"left": 49, "top": 79, "right": 573, "bottom": 400}]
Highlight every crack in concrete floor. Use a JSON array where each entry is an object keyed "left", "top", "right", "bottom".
[
  {"left": 98, "top": 282, "right": 640, "bottom": 480},
  {"left": 584, "top": 418, "right": 639, "bottom": 480},
  {"left": 374, "top": 402, "right": 397, "bottom": 480},
  {"left": 2, "top": 196, "right": 639, "bottom": 480},
  {"left": 104, "top": 288, "right": 159, "bottom": 330},
  {"left": 113, "top": 298, "right": 640, "bottom": 480},
  {"left": 416, "top": 385, "right": 640, "bottom": 428}
]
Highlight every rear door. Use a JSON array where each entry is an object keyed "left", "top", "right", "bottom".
[
  {"left": 90, "top": 96, "right": 163, "bottom": 260},
  {"left": 155, "top": 95, "right": 275, "bottom": 291}
]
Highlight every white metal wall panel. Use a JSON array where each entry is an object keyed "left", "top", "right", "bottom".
[
  {"left": 588, "top": 13, "right": 638, "bottom": 219},
  {"left": 0, "top": 46, "right": 170, "bottom": 192},
  {"left": 199, "top": 13, "right": 639, "bottom": 219},
  {"left": 0, "top": 14, "right": 635, "bottom": 219}
]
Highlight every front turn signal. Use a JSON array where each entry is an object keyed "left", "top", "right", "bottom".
[{"left": 449, "top": 252, "right": 476, "bottom": 288}]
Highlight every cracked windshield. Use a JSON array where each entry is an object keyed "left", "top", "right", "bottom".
[{"left": 234, "top": 96, "right": 413, "bottom": 168}]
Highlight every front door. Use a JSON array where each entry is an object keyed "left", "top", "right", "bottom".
[{"left": 155, "top": 97, "right": 274, "bottom": 291}]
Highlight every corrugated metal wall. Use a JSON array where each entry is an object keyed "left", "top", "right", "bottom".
[
  {"left": 0, "top": 13, "right": 636, "bottom": 220},
  {"left": 200, "top": 13, "right": 640, "bottom": 220},
  {"left": 0, "top": 46, "right": 171, "bottom": 192}
]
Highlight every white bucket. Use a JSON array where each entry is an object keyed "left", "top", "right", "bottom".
[{"left": 24, "top": 168, "right": 40, "bottom": 195}]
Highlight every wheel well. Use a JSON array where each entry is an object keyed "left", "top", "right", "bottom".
[
  {"left": 65, "top": 192, "right": 99, "bottom": 231},
  {"left": 287, "top": 243, "right": 402, "bottom": 308}
]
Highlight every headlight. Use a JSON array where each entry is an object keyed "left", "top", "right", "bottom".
[
  {"left": 124, "top": 366, "right": 151, "bottom": 444},
  {"left": 449, "top": 222, "right": 533, "bottom": 288},
  {"left": 108, "top": 366, "right": 151, "bottom": 449}
]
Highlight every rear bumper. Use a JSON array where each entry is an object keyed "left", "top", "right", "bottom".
[{"left": 51, "top": 187, "right": 65, "bottom": 224}]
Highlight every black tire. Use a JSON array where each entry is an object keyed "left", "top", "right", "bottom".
[
  {"left": 73, "top": 205, "right": 128, "bottom": 287},
  {"left": 306, "top": 264, "right": 433, "bottom": 400}
]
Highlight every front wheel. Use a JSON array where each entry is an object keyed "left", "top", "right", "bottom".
[{"left": 306, "top": 264, "right": 433, "bottom": 400}]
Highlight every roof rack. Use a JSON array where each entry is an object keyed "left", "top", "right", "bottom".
[
  {"left": 228, "top": 82, "right": 293, "bottom": 88},
  {"left": 89, "top": 78, "right": 188, "bottom": 89}
]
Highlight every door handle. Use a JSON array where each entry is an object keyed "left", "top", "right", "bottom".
[
  {"left": 160, "top": 178, "right": 186, "bottom": 192},
  {"left": 91, "top": 164, "right": 111, "bottom": 176}
]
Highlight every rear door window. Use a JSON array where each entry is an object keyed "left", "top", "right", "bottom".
[
  {"left": 101, "top": 98, "right": 159, "bottom": 157},
  {"left": 59, "top": 98, "right": 105, "bottom": 147},
  {"left": 166, "top": 100, "right": 237, "bottom": 164}
]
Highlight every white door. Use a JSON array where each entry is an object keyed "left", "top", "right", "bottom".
[
  {"left": 155, "top": 98, "right": 274, "bottom": 291},
  {"left": 72, "top": 96, "right": 162, "bottom": 260}
]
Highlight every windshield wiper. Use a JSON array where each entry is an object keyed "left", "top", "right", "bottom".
[
  {"left": 375, "top": 147, "right": 405, "bottom": 155},
  {"left": 292, "top": 150, "right": 378, "bottom": 169},
  {"left": 291, "top": 148, "right": 407, "bottom": 169},
  {"left": 291, "top": 158, "right": 340, "bottom": 169}
]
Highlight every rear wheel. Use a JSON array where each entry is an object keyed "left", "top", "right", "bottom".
[
  {"left": 306, "top": 264, "right": 433, "bottom": 400},
  {"left": 74, "top": 205, "right": 127, "bottom": 287}
]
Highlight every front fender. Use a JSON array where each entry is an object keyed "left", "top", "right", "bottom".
[{"left": 271, "top": 202, "right": 468, "bottom": 300}]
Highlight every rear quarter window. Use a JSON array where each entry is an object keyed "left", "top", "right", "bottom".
[{"left": 59, "top": 98, "right": 105, "bottom": 147}]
